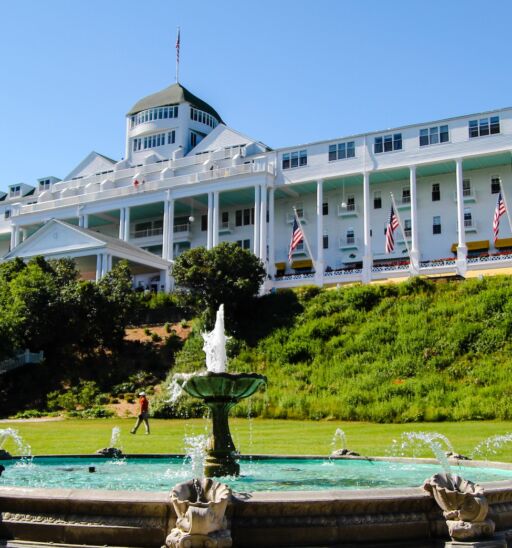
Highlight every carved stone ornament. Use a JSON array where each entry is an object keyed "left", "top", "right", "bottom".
[
  {"left": 423, "top": 473, "right": 495, "bottom": 542},
  {"left": 95, "top": 447, "right": 123, "bottom": 458},
  {"left": 166, "top": 478, "right": 232, "bottom": 548}
]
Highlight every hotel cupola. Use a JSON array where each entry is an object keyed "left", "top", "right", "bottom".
[{"left": 125, "top": 82, "right": 224, "bottom": 163}]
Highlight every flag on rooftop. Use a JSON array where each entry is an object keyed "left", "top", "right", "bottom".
[
  {"left": 493, "top": 191, "right": 506, "bottom": 243},
  {"left": 288, "top": 216, "right": 304, "bottom": 262},
  {"left": 385, "top": 205, "right": 399, "bottom": 253},
  {"left": 176, "top": 28, "right": 180, "bottom": 64}
]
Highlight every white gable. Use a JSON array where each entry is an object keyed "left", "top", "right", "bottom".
[
  {"left": 65, "top": 152, "right": 117, "bottom": 181},
  {"left": 189, "top": 125, "right": 257, "bottom": 155},
  {"left": 5, "top": 221, "right": 104, "bottom": 259}
]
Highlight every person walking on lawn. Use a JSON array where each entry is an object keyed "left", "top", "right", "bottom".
[{"left": 131, "top": 392, "right": 150, "bottom": 435}]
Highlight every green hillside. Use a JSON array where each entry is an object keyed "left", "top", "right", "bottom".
[{"left": 167, "top": 276, "right": 512, "bottom": 423}]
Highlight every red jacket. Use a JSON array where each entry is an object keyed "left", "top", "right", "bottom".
[{"left": 139, "top": 396, "right": 149, "bottom": 414}]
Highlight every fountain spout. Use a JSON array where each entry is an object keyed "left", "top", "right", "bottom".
[{"left": 202, "top": 304, "right": 229, "bottom": 373}]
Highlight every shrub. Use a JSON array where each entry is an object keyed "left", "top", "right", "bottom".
[{"left": 151, "top": 333, "right": 162, "bottom": 343}]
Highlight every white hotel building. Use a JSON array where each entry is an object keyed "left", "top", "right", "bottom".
[{"left": 1, "top": 82, "right": 512, "bottom": 290}]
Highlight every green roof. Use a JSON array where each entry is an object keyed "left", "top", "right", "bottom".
[{"left": 127, "top": 83, "right": 223, "bottom": 122}]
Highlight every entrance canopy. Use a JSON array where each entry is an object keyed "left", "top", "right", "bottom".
[{"left": 3, "top": 219, "right": 171, "bottom": 283}]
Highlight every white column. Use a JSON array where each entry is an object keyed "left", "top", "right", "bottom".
[
  {"left": 212, "top": 191, "right": 219, "bottom": 247},
  {"left": 315, "top": 179, "right": 324, "bottom": 286},
  {"left": 119, "top": 209, "right": 125, "bottom": 239},
  {"left": 107, "top": 254, "right": 113, "bottom": 272},
  {"left": 259, "top": 185, "right": 268, "bottom": 262},
  {"left": 168, "top": 199, "right": 174, "bottom": 261},
  {"left": 409, "top": 166, "right": 419, "bottom": 274},
  {"left": 207, "top": 192, "right": 214, "bottom": 250},
  {"left": 253, "top": 185, "right": 261, "bottom": 256},
  {"left": 123, "top": 207, "right": 130, "bottom": 242},
  {"left": 362, "top": 172, "right": 372, "bottom": 283},
  {"left": 95, "top": 254, "right": 103, "bottom": 282},
  {"left": 10, "top": 225, "right": 21, "bottom": 249},
  {"left": 82, "top": 214, "right": 89, "bottom": 229},
  {"left": 101, "top": 253, "right": 110, "bottom": 277},
  {"left": 455, "top": 158, "right": 467, "bottom": 276},
  {"left": 268, "top": 187, "right": 275, "bottom": 279}
]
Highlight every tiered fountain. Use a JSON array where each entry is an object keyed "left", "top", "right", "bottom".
[{"left": 175, "top": 305, "right": 266, "bottom": 477}]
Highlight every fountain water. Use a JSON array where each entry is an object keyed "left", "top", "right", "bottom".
[
  {"left": 471, "top": 433, "right": 512, "bottom": 460},
  {"left": 175, "top": 305, "right": 266, "bottom": 477},
  {"left": 96, "top": 426, "right": 123, "bottom": 458},
  {"left": 390, "top": 431, "right": 454, "bottom": 474},
  {"left": 0, "top": 428, "right": 31, "bottom": 459},
  {"left": 330, "top": 428, "right": 360, "bottom": 457}
]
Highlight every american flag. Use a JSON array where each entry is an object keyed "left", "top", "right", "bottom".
[
  {"left": 288, "top": 216, "right": 304, "bottom": 261},
  {"left": 385, "top": 205, "right": 399, "bottom": 253},
  {"left": 493, "top": 192, "right": 506, "bottom": 243},
  {"left": 176, "top": 29, "right": 180, "bottom": 64}
]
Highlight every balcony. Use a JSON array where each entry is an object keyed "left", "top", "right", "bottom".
[
  {"left": 453, "top": 189, "right": 477, "bottom": 203},
  {"left": 396, "top": 196, "right": 411, "bottom": 210},
  {"left": 286, "top": 210, "right": 308, "bottom": 224},
  {"left": 173, "top": 223, "right": 192, "bottom": 240},
  {"left": 219, "top": 221, "right": 234, "bottom": 234},
  {"left": 131, "top": 227, "right": 163, "bottom": 239},
  {"left": 337, "top": 203, "right": 359, "bottom": 217},
  {"left": 464, "top": 219, "right": 477, "bottom": 232},
  {"left": 338, "top": 236, "right": 359, "bottom": 250}
]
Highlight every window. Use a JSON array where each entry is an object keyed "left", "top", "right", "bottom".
[
  {"left": 346, "top": 228, "right": 355, "bottom": 245},
  {"left": 463, "top": 179, "right": 471, "bottom": 197},
  {"left": 491, "top": 177, "right": 501, "bottom": 194},
  {"left": 190, "top": 130, "right": 206, "bottom": 148},
  {"left": 404, "top": 219, "right": 411, "bottom": 238},
  {"left": 328, "top": 141, "right": 355, "bottom": 161},
  {"left": 236, "top": 207, "right": 255, "bottom": 226},
  {"left": 221, "top": 211, "right": 229, "bottom": 224},
  {"left": 4, "top": 210, "right": 10, "bottom": 219},
  {"left": 469, "top": 116, "right": 500, "bottom": 138},
  {"left": 464, "top": 208, "right": 473, "bottom": 228},
  {"left": 432, "top": 183, "right": 440, "bottom": 201},
  {"left": 236, "top": 239, "right": 250, "bottom": 250},
  {"left": 373, "top": 191, "right": 382, "bottom": 209},
  {"left": 201, "top": 214, "right": 207, "bottom": 231},
  {"left": 282, "top": 149, "right": 307, "bottom": 169},
  {"left": 10, "top": 185, "right": 21, "bottom": 197},
  {"left": 39, "top": 179, "right": 51, "bottom": 191},
  {"left": 433, "top": 216, "right": 441, "bottom": 234},
  {"left": 402, "top": 187, "right": 411, "bottom": 204},
  {"left": 130, "top": 105, "right": 179, "bottom": 128},
  {"left": 322, "top": 202, "right": 329, "bottom": 215},
  {"left": 133, "top": 131, "right": 175, "bottom": 152},
  {"left": 374, "top": 133, "right": 402, "bottom": 154},
  {"left": 323, "top": 234, "right": 329, "bottom": 249},
  {"left": 346, "top": 194, "right": 355, "bottom": 211},
  {"left": 190, "top": 107, "right": 218, "bottom": 128},
  {"left": 419, "top": 125, "right": 449, "bottom": 146}
]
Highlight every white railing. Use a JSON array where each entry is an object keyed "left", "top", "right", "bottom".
[
  {"left": 274, "top": 272, "right": 316, "bottom": 282},
  {"left": 0, "top": 350, "right": 44, "bottom": 375},
  {"left": 173, "top": 223, "right": 191, "bottom": 233},
  {"left": 337, "top": 203, "right": 358, "bottom": 215},
  {"left": 219, "top": 221, "right": 234, "bottom": 232},
  {"left": 419, "top": 258, "right": 456, "bottom": 268},
  {"left": 467, "top": 253, "right": 512, "bottom": 264},
  {"left": 18, "top": 163, "right": 271, "bottom": 216},
  {"left": 372, "top": 263, "right": 410, "bottom": 272},
  {"left": 324, "top": 268, "right": 363, "bottom": 277},
  {"left": 131, "top": 227, "right": 163, "bottom": 239}
]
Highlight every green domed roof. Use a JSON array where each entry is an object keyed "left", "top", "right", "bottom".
[{"left": 127, "top": 82, "right": 223, "bottom": 122}]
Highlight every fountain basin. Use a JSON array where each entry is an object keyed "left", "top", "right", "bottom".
[
  {"left": 176, "top": 371, "right": 266, "bottom": 402},
  {"left": 1, "top": 458, "right": 512, "bottom": 548}
]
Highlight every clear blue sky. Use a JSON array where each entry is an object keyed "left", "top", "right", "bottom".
[{"left": 1, "top": 0, "right": 511, "bottom": 191}]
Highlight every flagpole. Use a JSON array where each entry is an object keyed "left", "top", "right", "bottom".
[
  {"left": 175, "top": 27, "right": 180, "bottom": 83},
  {"left": 389, "top": 193, "right": 412, "bottom": 259},
  {"left": 499, "top": 182, "right": 512, "bottom": 234},
  {"left": 292, "top": 207, "right": 316, "bottom": 269}
]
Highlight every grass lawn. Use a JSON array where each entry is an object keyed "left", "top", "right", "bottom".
[{"left": 1, "top": 418, "right": 512, "bottom": 461}]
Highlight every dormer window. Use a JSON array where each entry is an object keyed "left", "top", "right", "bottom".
[
  {"left": 469, "top": 116, "right": 500, "bottom": 138},
  {"left": 10, "top": 185, "right": 21, "bottom": 197},
  {"left": 39, "top": 179, "right": 51, "bottom": 191},
  {"left": 374, "top": 133, "right": 402, "bottom": 154},
  {"left": 282, "top": 149, "right": 307, "bottom": 169}
]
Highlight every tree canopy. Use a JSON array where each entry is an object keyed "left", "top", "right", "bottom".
[{"left": 171, "top": 243, "right": 265, "bottom": 330}]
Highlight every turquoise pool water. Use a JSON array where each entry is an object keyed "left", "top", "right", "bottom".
[{"left": 1, "top": 457, "right": 512, "bottom": 492}]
